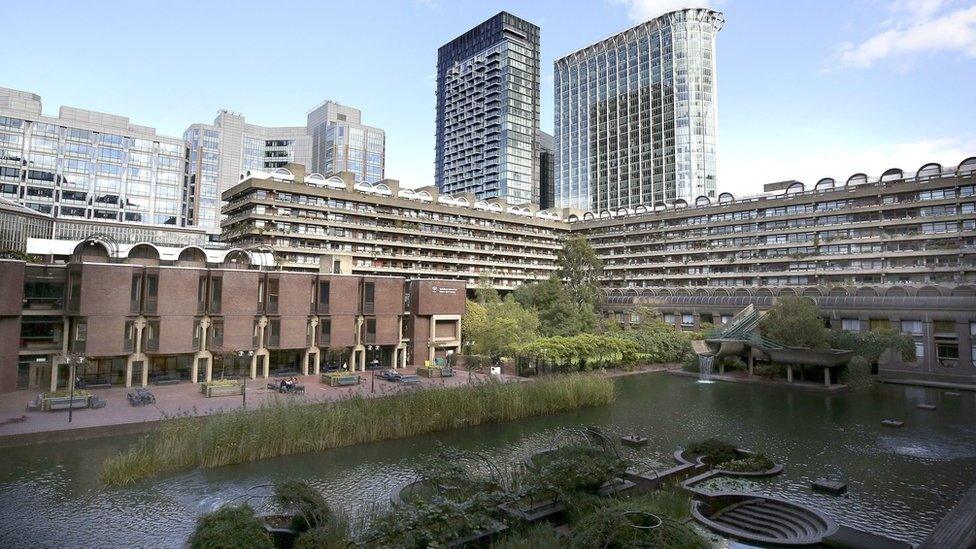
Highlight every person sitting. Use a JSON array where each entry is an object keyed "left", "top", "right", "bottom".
[{"left": 278, "top": 378, "right": 288, "bottom": 392}]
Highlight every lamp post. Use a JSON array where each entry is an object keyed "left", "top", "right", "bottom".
[
  {"left": 65, "top": 354, "right": 85, "bottom": 423},
  {"left": 368, "top": 345, "right": 375, "bottom": 393},
  {"left": 237, "top": 350, "right": 254, "bottom": 409}
]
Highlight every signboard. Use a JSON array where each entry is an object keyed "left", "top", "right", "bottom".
[{"left": 431, "top": 285, "right": 458, "bottom": 295}]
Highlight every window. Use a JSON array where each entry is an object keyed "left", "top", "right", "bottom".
[
  {"left": 130, "top": 273, "right": 142, "bottom": 313},
  {"left": 210, "top": 277, "right": 222, "bottom": 313},
  {"left": 197, "top": 275, "right": 207, "bottom": 313},
  {"left": 268, "top": 319, "right": 281, "bottom": 347},
  {"left": 144, "top": 274, "right": 158, "bottom": 313},
  {"left": 841, "top": 319, "right": 860, "bottom": 332},
  {"left": 210, "top": 320, "right": 224, "bottom": 349},
  {"left": 364, "top": 318, "right": 377, "bottom": 344},
  {"left": 681, "top": 313, "right": 695, "bottom": 327},
  {"left": 318, "top": 281, "right": 330, "bottom": 312},
  {"left": 267, "top": 277, "right": 279, "bottom": 313},
  {"left": 124, "top": 320, "right": 135, "bottom": 353},
  {"left": 901, "top": 321, "right": 924, "bottom": 360},
  {"left": 363, "top": 281, "right": 375, "bottom": 313},
  {"left": 320, "top": 318, "right": 331, "bottom": 345},
  {"left": 663, "top": 313, "right": 676, "bottom": 324},
  {"left": 971, "top": 322, "right": 976, "bottom": 364},
  {"left": 869, "top": 319, "right": 890, "bottom": 332},
  {"left": 144, "top": 320, "right": 160, "bottom": 352}
]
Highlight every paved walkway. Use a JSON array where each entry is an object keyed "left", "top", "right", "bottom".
[{"left": 0, "top": 368, "right": 510, "bottom": 445}]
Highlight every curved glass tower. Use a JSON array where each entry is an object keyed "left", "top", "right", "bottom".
[{"left": 554, "top": 8, "right": 723, "bottom": 211}]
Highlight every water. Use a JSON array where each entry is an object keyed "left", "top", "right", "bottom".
[
  {"left": 698, "top": 355, "right": 715, "bottom": 383},
  {"left": 1, "top": 374, "right": 975, "bottom": 548}
]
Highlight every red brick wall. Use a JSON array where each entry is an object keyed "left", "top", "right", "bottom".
[
  {"left": 410, "top": 280, "right": 465, "bottom": 316},
  {"left": 0, "top": 318, "right": 20, "bottom": 393},
  {"left": 0, "top": 261, "right": 25, "bottom": 316}
]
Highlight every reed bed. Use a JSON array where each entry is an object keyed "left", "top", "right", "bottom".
[{"left": 101, "top": 374, "right": 614, "bottom": 487}]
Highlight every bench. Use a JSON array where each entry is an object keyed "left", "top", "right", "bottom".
[
  {"left": 400, "top": 374, "right": 421, "bottom": 385},
  {"left": 46, "top": 396, "right": 90, "bottom": 410},
  {"left": 85, "top": 378, "right": 112, "bottom": 389},
  {"left": 151, "top": 373, "right": 181, "bottom": 385},
  {"left": 336, "top": 377, "right": 359, "bottom": 386}
]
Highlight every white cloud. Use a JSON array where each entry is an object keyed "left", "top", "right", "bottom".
[
  {"left": 609, "top": 0, "right": 713, "bottom": 23},
  {"left": 836, "top": 2, "right": 976, "bottom": 69},
  {"left": 719, "top": 137, "right": 976, "bottom": 197}
]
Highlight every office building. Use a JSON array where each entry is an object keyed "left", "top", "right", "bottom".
[
  {"left": 435, "top": 12, "right": 541, "bottom": 204},
  {"left": 184, "top": 111, "right": 312, "bottom": 230},
  {"left": 554, "top": 8, "right": 723, "bottom": 211},
  {"left": 1, "top": 247, "right": 464, "bottom": 394},
  {"left": 307, "top": 101, "right": 385, "bottom": 184},
  {"left": 0, "top": 87, "right": 188, "bottom": 227},
  {"left": 538, "top": 131, "right": 555, "bottom": 209}
]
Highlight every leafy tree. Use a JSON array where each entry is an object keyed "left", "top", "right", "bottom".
[
  {"left": 760, "top": 296, "right": 828, "bottom": 349},
  {"left": 513, "top": 333, "right": 640, "bottom": 372},
  {"left": 513, "top": 277, "right": 599, "bottom": 337},
  {"left": 474, "top": 274, "right": 501, "bottom": 304},
  {"left": 620, "top": 309, "right": 696, "bottom": 364},
  {"left": 828, "top": 329, "right": 916, "bottom": 363},
  {"left": 556, "top": 237, "right": 603, "bottom": 310},
  {"left": 461, "top": 297, "right": 539, "bottom": 359}
]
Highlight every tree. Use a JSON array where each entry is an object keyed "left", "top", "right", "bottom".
[
  {"left": 556, "top": 237, "right": 603, "bottom": 310},
  {"left": 760, "top": 296, "right": 828, "bottom": 349},
  {"left": 474, "top": 274, "right": 500, "bottom": 304},
  {"left": 620, "top": 308, "right": 696, "bottom": 364},
  {"left": 461, "top": 297, "right": 539, "bottom": 359},
  {"left": 513, "top": 277, "right": 599, "bottom": 337}
]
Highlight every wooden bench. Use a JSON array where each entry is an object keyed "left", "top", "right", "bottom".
[{"left": 400, "top": 375, "right": 421, "bottom": 385}]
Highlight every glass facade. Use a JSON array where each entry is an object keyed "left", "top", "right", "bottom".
[
  {"left": 0, "top": 92, "right": 188, "bottom": 227},
  {"left": 435, "top": 12, "right": 540, "bottom": 205},
  {"left": 307, "top": 102, "right": 385, "bottom": 184},
  {"left": 554, "top": 8, "right": 722, "bottom": 211}
]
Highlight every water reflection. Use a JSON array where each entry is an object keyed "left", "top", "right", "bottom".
[{"left": 1, "top": 374, "right": 974, "bottom": 548}]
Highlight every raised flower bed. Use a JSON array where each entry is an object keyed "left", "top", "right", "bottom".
[
  {"left": 200, "top": 380, "right": 243, "bottom": 397},
  {"left": 35, "top": 390, "right": 92, "bottom": 411},
  {"left": 416, "top": 366, "right": 444, "bottom": 378},
  {"left": 320, "top": 372, "right": 360, "bottom": 387}
]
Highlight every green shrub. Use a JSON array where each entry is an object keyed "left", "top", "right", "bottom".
[
  {"left": 685, "top": 438, "right": 738, "bottom": 465},
  {"left": 717, "top": 453, "right": 775, "bottom": 473},
  {"left": 489, "top": 523, "right": 562, "bottom": 548},
  {"left": 189, "top": 504, "right": 273, "bottom": 549},
  {"left": 531, "top": 445, "right": 627, "bottom": 496},
  {"left": 293, "top": 515, "right": 353, "bottom": 549},
  {"left": 840, "top": 355, "right": 874, "bottom": 388},
  {"left": 201, "top": 379, "right": 240, "bottom": 388},
  {"left": 274, "top": 480, "right": 332, "bottom": 532},
  {"left": 42, "top": 389, "right": 92, "bottom": 399},
  {"left": 722, "top": 357, "right": 747, "bottom": 371},
  {"left": 568, "top": 493, "right": 707, "bottom": 549},
  {"left": 365, "top": 495, "right": 501, "bottom": 548},
  {"left": 753, "top": 362, "right": 787, "bottom": 379}
]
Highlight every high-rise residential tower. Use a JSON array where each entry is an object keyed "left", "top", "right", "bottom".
[
  {"left": 435, "top": 11, "right": 541, "bottom": 204},
  {"left": 554, "top": 8, "right": 723, "bottom": 211},
  {"left": 0, "top": 87, "right": 187, "bottom": 227},
  {"left": 183, "top": 111, "right": 311, "bottom": 229},
  {"left": 538, "top": 130, "right": 555, "bottom": 209},
  {"left": 307, "top": 101, "right": 385, "bottom": 184}
]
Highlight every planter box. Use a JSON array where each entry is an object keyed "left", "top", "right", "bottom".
[
  {"left": 40, "top": 395, "right": 90, "bottom": 411},
  {"left": 201, "top": 383, "right": 243, "bottom": 397},
  {"left": 321, "top": 373, "right": 360, "bottom": 387},
  {"left": 416, "top": 367, "right": 442, "bottom": 378},
  {"left": 498, "top": 498, "right": 566, "bottom": 523}
]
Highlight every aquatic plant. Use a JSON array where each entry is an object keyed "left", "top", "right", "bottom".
[
  {"left": 685, "top": 438, "right": 738, "bottom": 465},
  {"left": 188, "top": 504, "right": 273, "bottom": 549},
  {"left": 101, "top": 374, "right": 614, "bottom": 486},
  {"left": 717, "top": 453, "right": 775, "bottom": 473}
]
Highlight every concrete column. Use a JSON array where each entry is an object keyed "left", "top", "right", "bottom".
[
  {"left": 124, "top": 359, "right": 133, "bottom": 388},
  {"left": 389, "top": 348, "right": 398, "bottom": 369},
  {"left": 358, "top": 349, "right": 366, "bottom": 371},
  {"left": 349, "top": 349, "right": 357, "bottom": 372},
  {"left": 301, "top": 350, "right": 310, "bottom": 375},
  {"left": 50, "top": 360, "right": 59, "bottom": 392},
  {"left": 140, "top": 360, "right": 149, "bottom": 388},
  {"left": 824, "top": 367, "right": 831, "bottom": 387},
  {"left": 787, "top": 365, "right": 794, "bottom": 383},
  {"left": 262, "top": 354, "right": 270, "bottom": 378},
  {"left": 747, "top": 354, "right": 754, "bottom": 376},
  {"left": 250, "top": 355, "right": 258, "bottom": 380},
  {"left": 313, "top": 351, "right": 321, "bottom": 375},
  {"left": 400, "top": 347, "right": 407, "bottom": 369},
  {"left": 205, "top": 356, "right": 212, "bottom": 382}
]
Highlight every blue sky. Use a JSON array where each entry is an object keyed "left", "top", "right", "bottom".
[{"left": 5, "top": 0, "right": 975, "bottom": 196}]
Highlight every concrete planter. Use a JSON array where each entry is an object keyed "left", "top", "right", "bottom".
[
  {"left": 201, "top": 383, "right": 243, "bottom": 397},
  {"left": 39, "top": 394, "right": 91, "bottom": 411},
  {"left": 416, "top": 367, "right": 442, "bottom": 378},
  {"left": 321, "top": 373, "right": 360, "bottom": 387}
]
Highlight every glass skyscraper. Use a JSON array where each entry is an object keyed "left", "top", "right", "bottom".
[
  {"left": 554, "top": 8, "right": 723, "bottom": 211},
  {"left": 307, "top": 101, "right": 385, "bottom": 185},
  {"left": 435, "top": 12, "right": 541, "bottom": 205}
]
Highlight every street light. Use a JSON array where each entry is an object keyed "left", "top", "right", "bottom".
[
  {"left": 237, "top": 350, "right": 254, "bottom": 409},
  {"left": 64, "top": 353, "right": 86, "bottom": 423},
  {"left": 368, "top": 345, "right": 375, "bottom": 393}
]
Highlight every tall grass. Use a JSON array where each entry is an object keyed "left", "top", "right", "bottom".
[{"left": 101, "top": 374, "right": 614, "bottom": 487}]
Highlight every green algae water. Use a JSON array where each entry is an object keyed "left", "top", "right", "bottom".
[{"left": 1, "top": 373, "right": 974, "bottom": 548}]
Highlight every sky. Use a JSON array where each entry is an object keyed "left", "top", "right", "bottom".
[{"left": 5, "top": 0, "right": 976, "bottom": 197}]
